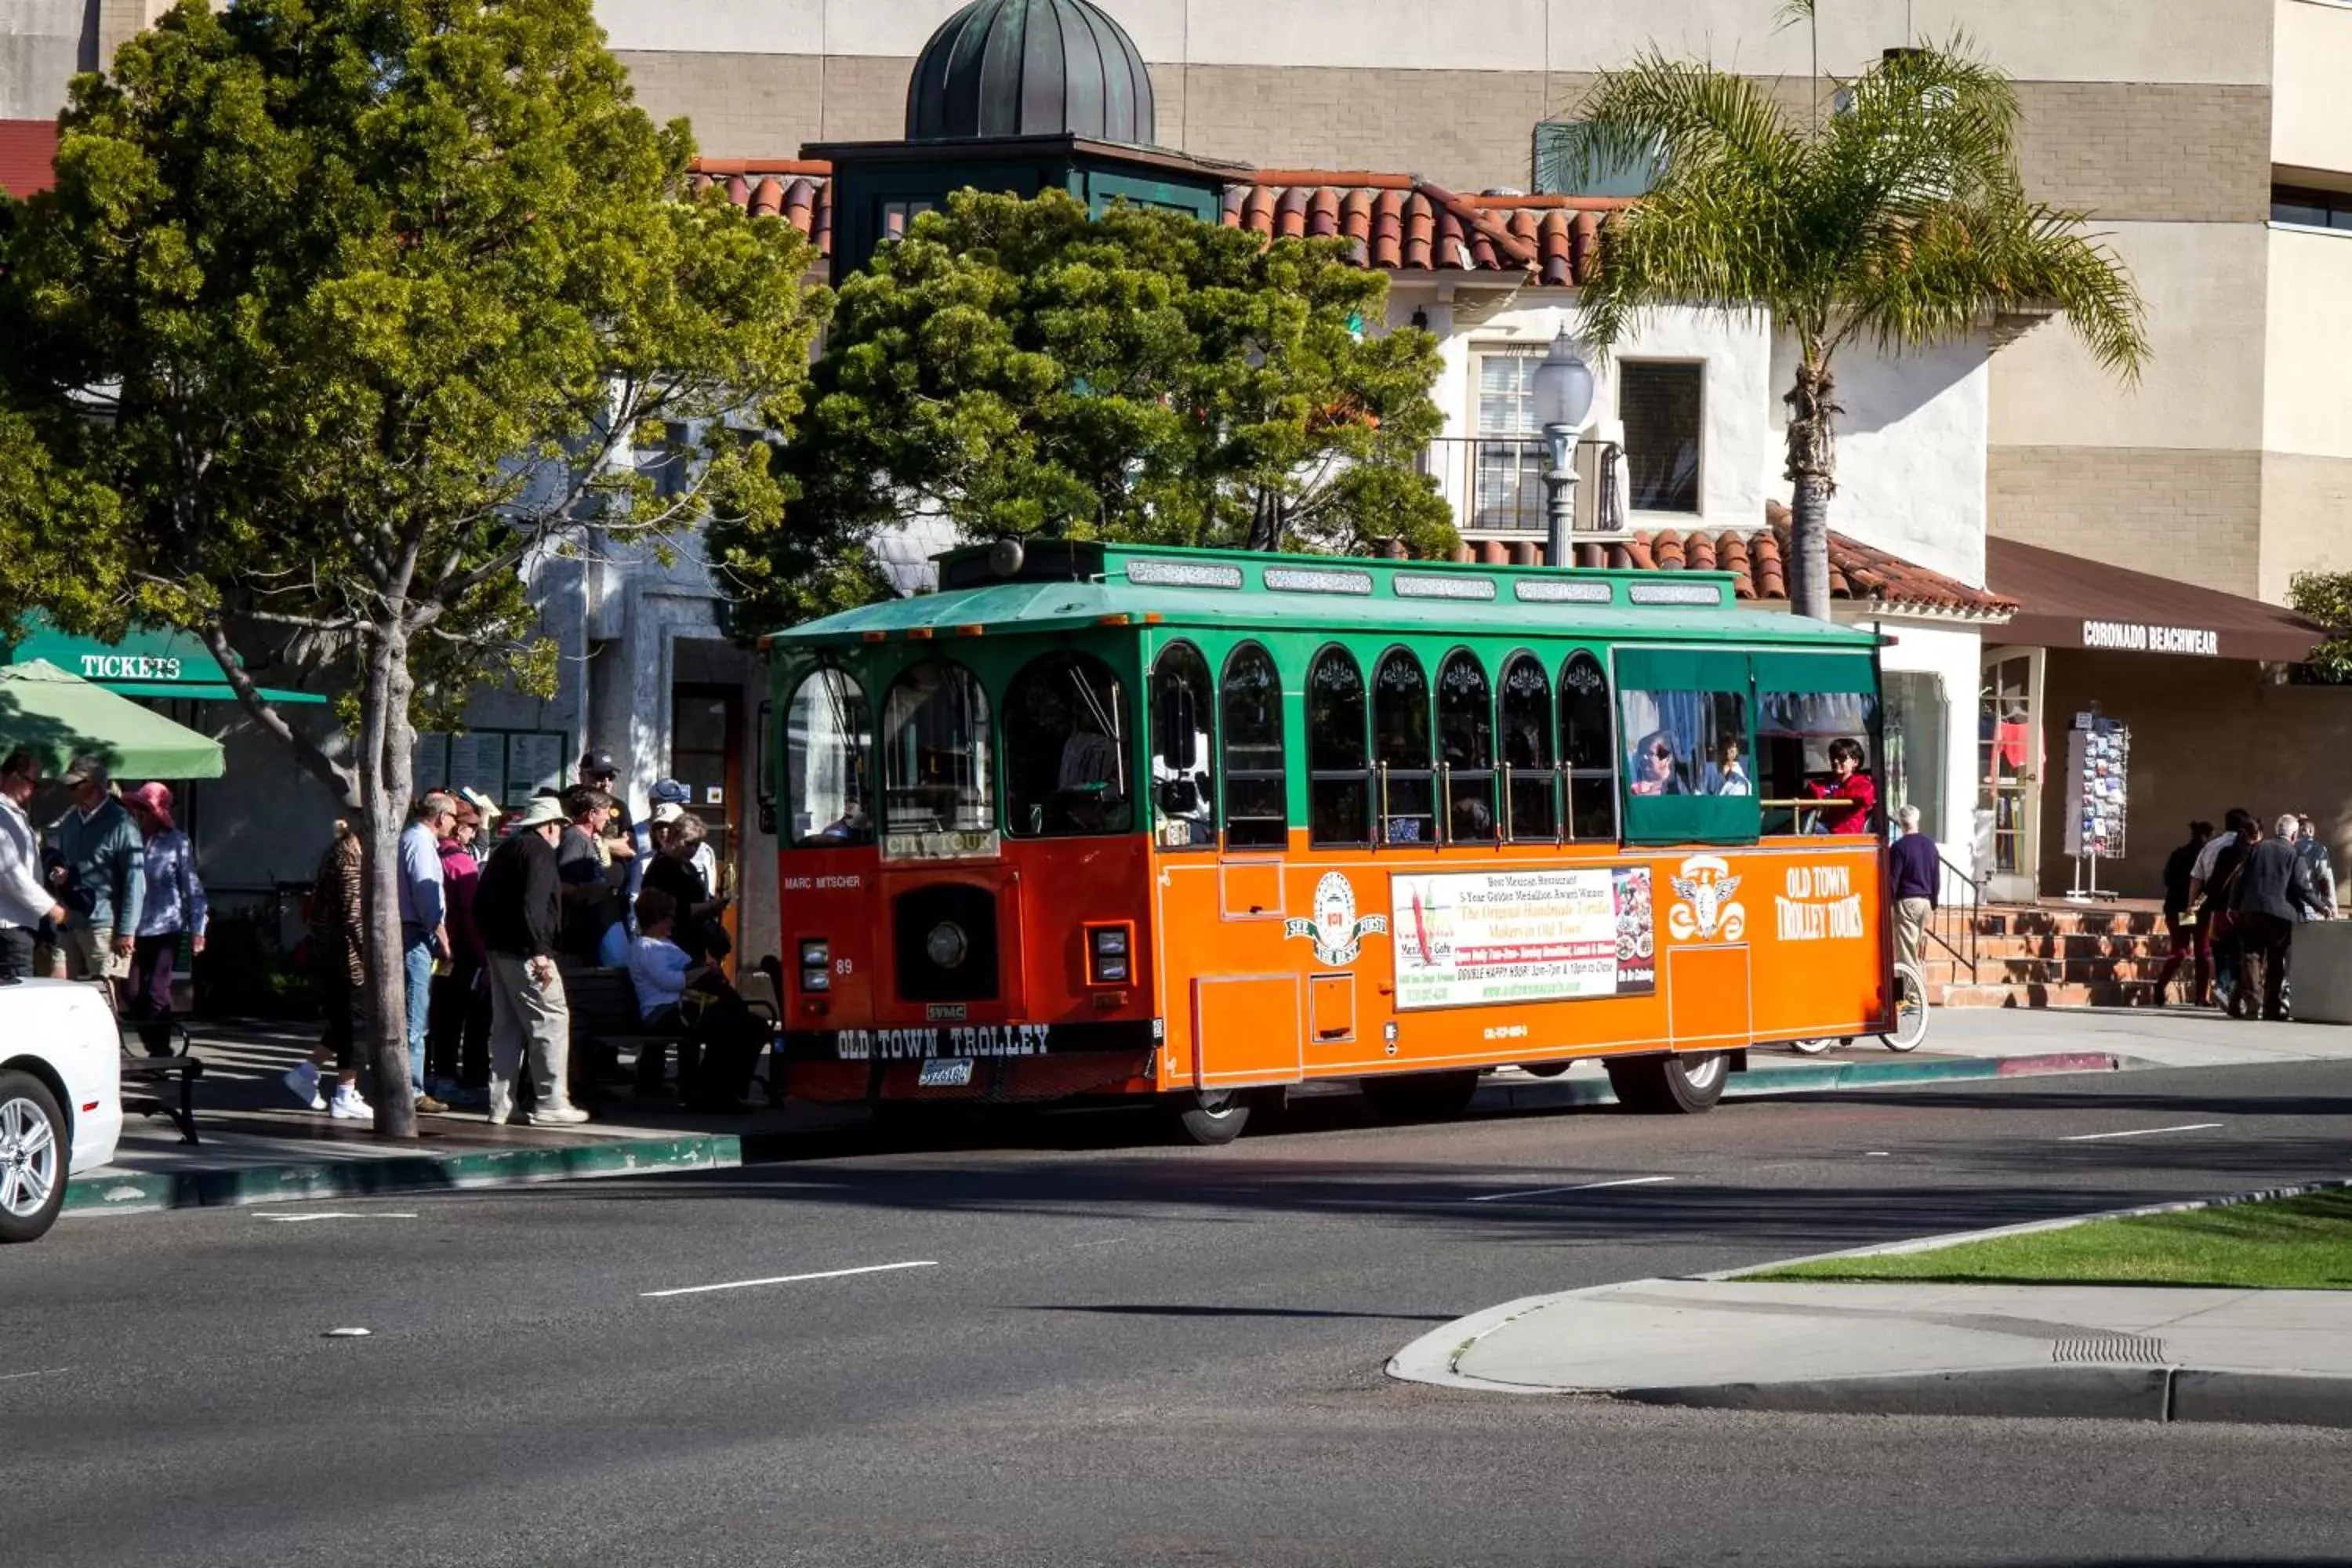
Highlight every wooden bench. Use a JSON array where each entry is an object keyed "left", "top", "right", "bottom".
[
  {"left": 559, "top": 966, "right": 685, "bottom": 1094},
  {"left": 118, "top": 1020, "right": 203, "bottom": 1145}
]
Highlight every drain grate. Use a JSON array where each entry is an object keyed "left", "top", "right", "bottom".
[{"left": 2051, "top": 1334, "right": 2168, "bottom": 1365}]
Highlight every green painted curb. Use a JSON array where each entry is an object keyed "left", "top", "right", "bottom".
[
  {"left": 1479, "top": 1050, "right": 2113, "bottom": 1112},
  {"left": 65, "top": 1132, "right": 742, "bottom": 1216}
]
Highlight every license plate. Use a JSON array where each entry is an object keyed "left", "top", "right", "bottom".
[{"left": 917, "top": 1058, "right": 974, "bottom": 1087}]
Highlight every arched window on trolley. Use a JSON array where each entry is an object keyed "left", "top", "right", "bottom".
[
  {"left": 1219, "top": 642, "right": 1287, "bottom": 850},
  {"left": 1149, "top": 641, "right": 1217, "bottom": 850},
  {"left": 1498, "top": 652, "right": 1557, "bottom": 842},
  {"left": 880, "top": 660, "right": 995, "bottom": 848},
  {"left": 1004, "top": 650, "right": 1132, "bottom": 837},
  {"left": 1436, "top": 648, "right": 1497, "bottom": 843},
  {"left": 782, "top": 664, "right": 874, "bottom": 846},
  {"left": 1559, "top": 650, "right": 1618, "bottom": 840},
  {"left": 1373, "top": 648, "right": 1436, "bottom": 845},
  {"left": 1306, "top": 644, "right": 1370, "bottom": 847}
]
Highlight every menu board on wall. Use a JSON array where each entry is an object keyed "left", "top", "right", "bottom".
[
  {"left": 1389, "top": 867, "right": 1655, "bottom": 1011},
  {"left": 409, "top": 732, "right": 448, "bottom": 802},
  {"left": 2062, "top": 714, "right": 2130, "bottom": 859},
  {"left": 445, "top": 732, "right": 507, "bottom": 804},
  {"left": 506, "top": 731, "right": 564, "bottom": 807}
]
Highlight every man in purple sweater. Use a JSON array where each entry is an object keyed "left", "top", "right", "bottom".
[{"left": 1888, "top": 804, "right": 1940, "bottom": 971}]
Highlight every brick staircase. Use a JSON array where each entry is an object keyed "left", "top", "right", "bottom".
[{"left": 1922, "top": 904, "right": 2176, "bottom": 1010}]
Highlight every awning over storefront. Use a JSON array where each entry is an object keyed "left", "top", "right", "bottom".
[
  {"left": 1984, "top": 538, "right": 2327, "bottom": 664},
  {"left": 0, "top": 660, "right": 227, "bottom": 779},
  {"left": 4, "top": 616, "right": 329, "bottom": 705}
]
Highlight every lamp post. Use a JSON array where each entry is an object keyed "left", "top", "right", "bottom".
[{"left": 1530, "top": 328, "right": 1595, "bottom": 568}]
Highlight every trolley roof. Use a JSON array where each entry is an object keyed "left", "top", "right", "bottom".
[{"left": 759, "top": 541, "right": 1882, "bottom": 652}]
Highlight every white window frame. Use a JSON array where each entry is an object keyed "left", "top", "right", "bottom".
[{"left": 1617, "top": 358, "right": 1706, "bottom": 519}]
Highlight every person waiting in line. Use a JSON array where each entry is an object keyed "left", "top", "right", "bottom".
[
  {"left": 2231, "top": 814, "right": 2324, "bottom": 1022},
  {"left": 2154, "top": 820, "right": 2214, "bottom": 1007},
  {"left": 428, "top": 796, "right": 493, "bottom": 1105},
  {"left": 2190, "top": 808, "right": 2255, "bottom": 1009},
  {"left": 0, "top": 750, "right": 70, "bottom": 984},
  {"left": 1628, "top": 731, "right": 1686, "bottom": 797},
  {"left": 1887, "top": 804, "right": 1939, "bottom": 971},
  {"left": 1702, "top": 735, "right": 1751, "bottom": 797},
  {"left": 49, "top": 754, "right": 144, "bottom": 989},
  {"left": 2296, "top": 815, "right": 2336, "bottom": 919},
  {"left": 122, "top": 783, "right": 205, "bottom": 1057},
  {"left": 1803, "top": 737, "right": 1878, "bottom": 834},
  {"left": 284, "top": 822, "right": 373, "bottom": 1120},
  {"left": 474, "top": 793, "right": 588, "bottom": 1126},
  {"left": 644, "top": 810, "right": 730, "bottom": 967},
  {"left": 554, "top": 785, "right": 622, "bottom": 964},
  {"left": 2200, "top": 811, "right": 2259, "bottom": 1014}
]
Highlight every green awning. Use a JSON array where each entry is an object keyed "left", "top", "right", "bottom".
[
  {"left": 4, "top": 615, "right": 329, "bottom": 705},
  {"left": 0, "top": 659, "right": 227, "bottom": 779}
]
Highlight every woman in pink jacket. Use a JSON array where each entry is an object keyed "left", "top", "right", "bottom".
[{"left": 426, "top": 797, "right": 493, "bottom": 1102}]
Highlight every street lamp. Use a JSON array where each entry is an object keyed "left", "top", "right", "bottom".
[{"left": 1530, "top": 328, "right": 1595, "bottom": 568}]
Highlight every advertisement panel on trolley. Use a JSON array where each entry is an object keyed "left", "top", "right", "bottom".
[{"left": 1388, "top": 866, "right": 1657, "bottom": 1010}]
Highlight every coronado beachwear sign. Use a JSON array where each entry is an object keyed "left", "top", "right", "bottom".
[{"left": 2081, "top": 619, "right": 2220, "bottom": 657}]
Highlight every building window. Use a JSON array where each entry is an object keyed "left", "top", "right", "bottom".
[
  {"left": 1532, "top": 121, "right": 1662, "bottom": 198},
  {"left": 879, "top": 198, "right": 937, "bottom": 241},
  {"left": 1472, "top": 351, "right": 1545, "bottom": 532},
  {"left": 2271, "top": 184, "right": 2352, "bottom": 230},
  {"left": 1621, "top": 361, "right": 1702, "bottom": 514}
]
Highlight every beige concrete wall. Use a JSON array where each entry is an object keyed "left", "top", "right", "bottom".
[
  {"left": 2273, "top": 0, "right": 2352, "bottom": 174},
  {"left": 2260, "top": 452, "right": 2352, "bottom": 601},
  {"left": 2263, "top": 226, "right": 2352, "bottom": 459},
  {"left": 2036, "top": 649, "right": 2352, "bottom": 899},
  {"left": 2012, "top": 83, "right": 2270, "bottom": 223},
  {"left": 1989, "top": 446, "right": 2265, "bottom": 597}
]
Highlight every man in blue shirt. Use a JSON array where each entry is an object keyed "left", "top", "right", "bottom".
[
  {"left": 1888, "top": 804, "right": 1940, "bottom": 971},
  {"left": 398, "top": 793, "right": 456, "bottom": 1112},
  {"left": 53, "top": 755, "right": 144, "bottom": 989}
]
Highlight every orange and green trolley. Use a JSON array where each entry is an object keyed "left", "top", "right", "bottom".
[{"left": 759, "top": 539, "right": 1896, "bottom": 1142}]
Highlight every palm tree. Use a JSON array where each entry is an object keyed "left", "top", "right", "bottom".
[{"left": 1545, "top": 39, "right": 2148, "bottom": 619}]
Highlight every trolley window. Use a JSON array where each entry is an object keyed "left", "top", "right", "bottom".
[
  {"left": 880, "top": 660, "right": 996, "bottom": 844},
  {"left": 1374, "top": 648, "right": 1435, "bottom": 845},
  {"left": 1755, "top": 651, "right": 1882, "bottom": 836},
  {"left": 1004, "top": 651, "right": 1133, "bottom": 837},
  {"left": 1150, "top": 641, "right": 1217, "bottom": 850},
  {"left": 1437, "top": 649, "right": 1496, "bottom": 842},
  {"left": 1221, "top": 642, "right": 1287, "bottom": 850},
  {"left": 1615, "top": 647, "right": 1757, "bottom": 846},
  {"left": 1559, "top": 650, "right": 1617, "bottom": 840},
  {"left": 1499, "top": 652, "right": 1556, "bottom": 841},
  {"left": 782, "top": 666, "right": 873, "bottom": 847},
  {"left": 1307, "top": 645, "right": 1371, "bottom": 847}
]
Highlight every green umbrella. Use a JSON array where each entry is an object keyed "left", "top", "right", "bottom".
[{"left": 0, "top": 659, "right": 227, "bottom": 780}]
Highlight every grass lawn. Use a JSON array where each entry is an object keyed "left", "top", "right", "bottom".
[{"left": 1746, "top": 1188, "right": 2352, "bottom": 1290}]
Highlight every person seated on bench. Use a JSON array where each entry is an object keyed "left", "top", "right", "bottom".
[{"left": 627, "top": 887, "right": 767, "bottom": 1110}]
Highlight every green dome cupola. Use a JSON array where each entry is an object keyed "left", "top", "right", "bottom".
[{"left": 905, "top": 0, "right": 1157, "bottom": 146}]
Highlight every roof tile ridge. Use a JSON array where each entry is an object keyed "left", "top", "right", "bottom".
[{"left": 1411, "top": 178, "right": 1537, "bottom": 267}]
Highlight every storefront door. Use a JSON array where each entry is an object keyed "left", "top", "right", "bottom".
[
  {"left": 1979, "top": 648, "right": 2044, "bottom": 902},
  {"left": 671, "top": 684, "right": 742, "bottom": 967}
]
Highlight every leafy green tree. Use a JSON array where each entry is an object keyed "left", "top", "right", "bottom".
[
  {"left": 1548, "top": 34, "right": 2149, "bottom": 619},
  {"left": 714, "top": 188, "right": 1452, "bottom": 629},
  {"left": 2288, "top": 572, "right": 2352, "bottom": 683},
  {"left": 0, "top": 0, "right": 824, "bottom": 1135}
]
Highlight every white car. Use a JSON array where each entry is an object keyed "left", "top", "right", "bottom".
[{"left": 0, "top": 978, "right": 123, "bottom": 1243}]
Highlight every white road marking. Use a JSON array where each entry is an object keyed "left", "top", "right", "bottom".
[
  {"left": 1071, "top": 1237, "right": 1130, "bottom": 1249},
  {"left": 0, "top": 1367, "right": 72, "bottom": 1382},
  {"left": 1467, "top": 1174, "right": 1676, "bottom": 1203},
  {"left": 2061, "top": 1123, "right": 2226, "bottom": 1142},
  {"left": 641, "top": 1260, "right": 939, "bottom": 1298},
  {"left": 1865, "top": 1151, "right": 1890, "bottom": 1157},
  {"left": 260, "top": 1211, "right": 418, "bottom": 1223}
]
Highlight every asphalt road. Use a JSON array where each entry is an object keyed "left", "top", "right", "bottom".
[{"left": 7, "top": 1061, "right": 2352, "bottom": 1567}]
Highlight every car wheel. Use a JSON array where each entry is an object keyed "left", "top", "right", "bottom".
[
  {"left": 1170, "top": 1088, "right": 1250, "bottom": 1145},
  {"left": 0, "top": 1069, "right": 67, "bottom": 1244}
]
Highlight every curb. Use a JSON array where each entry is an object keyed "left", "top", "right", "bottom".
[
  {"left": 1476, "top": 1049, "right": 2127, "bottom": 1113},
  {"left": 64, "top": 1132, "right": 742, "bottom": 1216},
  {"left": 1608, "top": 1367, "right": 2352, "bottom": 1427}
]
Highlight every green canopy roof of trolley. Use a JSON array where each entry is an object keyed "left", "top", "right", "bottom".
[
  {"left": 760, "top": 541, "right": 1886, "bottom": 652},
  {"left": 0, "top": 659, "right": 227, "bottom": 779}
]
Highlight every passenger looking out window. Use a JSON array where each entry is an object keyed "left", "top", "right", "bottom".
[
  {"left": 1629, "top": 730, "right": 1686, "bottom": 796},
  {"left": 1805, "top": 736, "right": 1878, "bottom": 835},
  {"left": 1704, "top": 736, "right": 1751, "bottom": 797},
  {"left": 1620, "top": 689, "right": 1748, "bottom": 800}
]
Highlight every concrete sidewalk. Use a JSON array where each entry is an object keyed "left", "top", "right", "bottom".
[{"left": 1390, "top": 1276, "right": 2352, "bottom": 1426}]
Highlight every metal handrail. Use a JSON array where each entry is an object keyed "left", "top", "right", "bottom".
[
  {"left": 1416, "top": 435, "right": 1627, "bottom": 536},
  {"left": 1922, "top": 846, "right": 1984, "bottom": 981}
]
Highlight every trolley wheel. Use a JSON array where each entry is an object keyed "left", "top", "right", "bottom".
[
  {"left": 1359, "top": 1069, "right": 1483, "bottom": 1123},
  {"left": 1881, "top": 962, "right": 1930, "bottom": 1052},
  {"left": 1604, "top": 1051, "right": 1729, "bottom": 1115},
  {"left": 1169, "top": 1088, "right": 1251, "bottom": 1146},
  {"left": 1519, "top": 1062, "right": 1571, "bottom": 1079},
  {"left": 1787, "top": 1037, "right": 1834, "bottom": 1056},
  {"left": 0, "top": 1069, "right": 68, "bottom": 1245}
]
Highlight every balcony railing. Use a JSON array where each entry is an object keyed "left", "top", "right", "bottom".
[{"left": 1417, "top": 436, "right": 1627, "bottom": 538}]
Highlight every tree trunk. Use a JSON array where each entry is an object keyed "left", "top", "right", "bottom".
[
  {"left": 1781, "top": 358, "right": 1841, "bottom": 622},
  {"left": 357, "top": 627, "right": 419, "bottom": 1139}
]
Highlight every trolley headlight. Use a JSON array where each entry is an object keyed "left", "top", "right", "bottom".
[
  {"left": 925, "top": 921, "right": 969, "bottom": 970},
  {"left": 799, "top": 938, "right": 830, "bottom": 993},
  {"left": 1087, "top": 924, "right": 1131, "bottom": 985}
]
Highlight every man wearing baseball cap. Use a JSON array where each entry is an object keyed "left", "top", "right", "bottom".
[
  {"left": 51, "top": 754, "right": 144, "bottom": 989},
  {"left": 580, "top": 747, "right": 645, "bottom": 930}
]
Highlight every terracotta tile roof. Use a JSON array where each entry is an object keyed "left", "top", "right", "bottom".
[
  {"left": 1455, "top": 507, "right": 2013, "bottom": 619},
  {"left": 687, "top": 158, "right": 1619, "bottom": 282},
  {"left": 0, "top": 118, "right": 60, "bottom": 198},
  {"left": 686, "top": 158, "right": 833, "bottom": 257}
]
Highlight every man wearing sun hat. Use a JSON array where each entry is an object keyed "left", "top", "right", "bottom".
[{"left": 472, "top": 793, "right": 588, "bottom": 1125}]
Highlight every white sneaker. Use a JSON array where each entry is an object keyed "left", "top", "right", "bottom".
[
  {"left": 283, "top": 1062, "right": 325, "bottom": 1111},
  {"left": 526, "top": 1104, "right": 590, "bottom": 1127},
  {"left": 329, "top": 1086, "right": 373, "bottom": 1120},
  {"left": 486, "top": 1083, "right": 514, "bottom": 1126}
]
